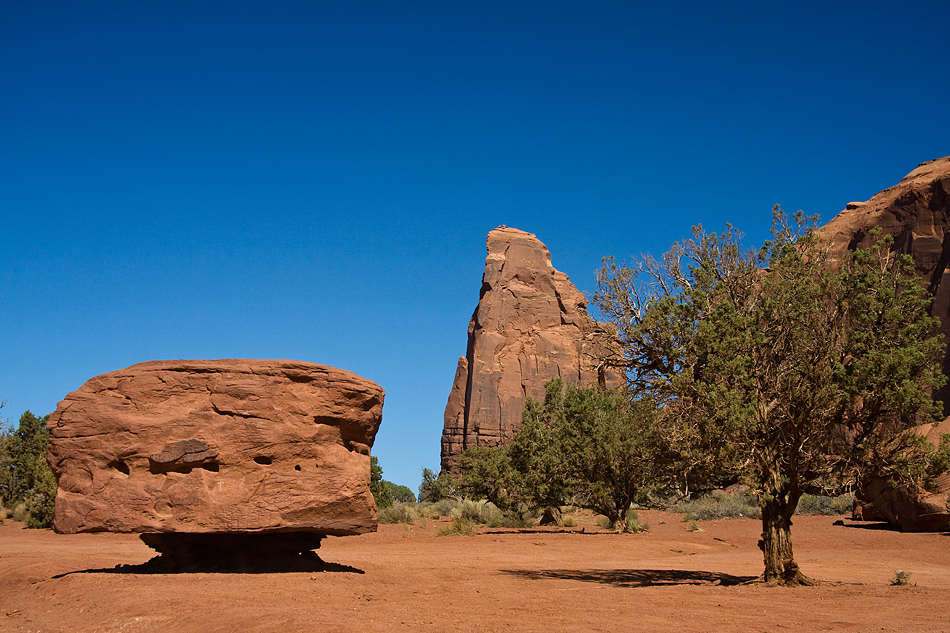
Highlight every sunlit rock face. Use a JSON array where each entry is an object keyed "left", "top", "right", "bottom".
[
  {"left": 441, "top": 227, "right": 622, "bottom": 472},
  {"left": 819, "top": 156, "right": 950, "bottom": 408},
  {"left": 46, "top": 359, "right": 384, "bottom": 536}
]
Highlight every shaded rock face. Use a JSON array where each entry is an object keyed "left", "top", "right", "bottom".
[
  {"left": 46, "top": 360, "right": 384, "bottom": 537},
  {"left": 852, "top": 422, "right": 950, "bottom": 532},
  {"left": 441, "top": 227, "right": 622, "bottom": 471},
  {"left": 819, "top": 156, "right": 950, "bottom": 409}
]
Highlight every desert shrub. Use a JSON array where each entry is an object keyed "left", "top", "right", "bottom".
[
  {"left": 672, "top": 489, "right": 761, "bottom": 521},
  {"left": 417, "top": 498, "right": 459, "bottom": 519},
  {"left": 436, "top": 516, "right": 478, "bottom": 536},
  {"left": 11, "top": 502, "right": 29, "bottom": 523},
  {"left": 794, "top": 493, "right": 853, "bottom": 516},
  {"left": 558, "top": 514, "right": 578, "bottom": 528},
  {"left": 891, "top": 570, "right": 913, "bottom": 586},
  {"left": 418, "top": 468, "right": 458, "bottom": 503},
  {"left": 378, "top": 502, "right": 418, "bottom": 524},
  {"left": 596, "top": 508, "right": 645, "bottom": 532},
  {"left": 370, "top": 458, "right": 416, "bottom": 508}
]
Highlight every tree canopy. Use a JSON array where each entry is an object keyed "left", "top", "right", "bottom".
[
  {"left": 1, "top": 410, "right": 57, "bottom": 528},
  {"left": 456, "top": 378, "right": 663, "bottom": 532}
]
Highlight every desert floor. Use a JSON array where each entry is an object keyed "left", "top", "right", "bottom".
[{"left": 2, "top": 510, "right": 948, "bottom": 633}]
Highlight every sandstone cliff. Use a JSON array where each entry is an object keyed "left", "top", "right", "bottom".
[{"left": 441, "top": 227, "right": 621, "bottom": 471}]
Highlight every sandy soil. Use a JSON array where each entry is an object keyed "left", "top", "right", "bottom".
[{"left": 2, "top": 511, "right": 948, "bottom": 633}]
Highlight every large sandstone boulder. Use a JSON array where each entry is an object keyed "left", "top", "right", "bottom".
[
  {"left": 819, "top": 155, "right": 950, "bottom": 408},
  {"left": 441, "top": 227, "right": 622, "bottom": 471},
  {"left": 46, "top": 359, "right": 384, "bottom": 537}
]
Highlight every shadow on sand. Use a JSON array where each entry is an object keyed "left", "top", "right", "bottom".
[
  {"left": 53, "top": 552, "right": 364, "bottom": 577},
  {"left": 53, "top": 532, "right": 364, "bottom": 577},
  {"left": 501, "top": 568, "right": 756, "bottom": 587}
]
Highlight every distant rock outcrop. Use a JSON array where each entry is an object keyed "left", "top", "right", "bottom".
[
  {"left": 819, "top": 156, "right": 950, "bottom": 408},
  {"left": 441, "top": 227, "right": 622, "bottom": 471},
  {"left": 47, "top": 360, "right": 384, "bottom": 538}
]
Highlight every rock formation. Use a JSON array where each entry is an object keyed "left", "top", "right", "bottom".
[
  {"left": 819, "top": 155, "right": 950, "bottom": 408},
  {"left": 852, "top": 421, "right": 950, "bottom": 532},
  {"left": 46, "top": 359, "right": 384, "bottom": 540},
  {"left": 818, "top": 156, "right": 950, "bottom": 532},
  {"left": 441, "top": 227, "right": 622, "bottom": 471}
]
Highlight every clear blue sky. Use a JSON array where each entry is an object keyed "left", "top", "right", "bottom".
[{"left": 2, "top": 1, "right": 948, "bottom": 490}]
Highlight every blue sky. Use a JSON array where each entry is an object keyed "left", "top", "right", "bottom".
[{"left": 2, "top": 1, "right": 948, "bottom": 490}]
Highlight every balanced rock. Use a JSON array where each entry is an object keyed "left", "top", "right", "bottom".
[
  {"left": 441, "top": 227, "right": 622, "bottom": 471},
  {"left": 819, "top": 155, "right": 950, "bottom": 408},
  {"left": 47, "top": 359, "right": 384, "bottom": 536}
]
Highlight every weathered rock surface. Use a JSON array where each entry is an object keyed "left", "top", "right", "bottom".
[
  {"left": 819, "top": 155, "right": 950, "bottom": 408},
  {"left": 441, "top": 227, "right": 622, "bottom": 471},
  {"left": 852, "top": 421, "right": 950, "bottom": 532},
  {"left": 47, "top": 359, "right": 384, "bottom": 536}
]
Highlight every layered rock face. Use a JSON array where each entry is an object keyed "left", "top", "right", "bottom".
[
  {"left": 819, "top": 155, "right": 950, "bottom": 408},
  {"left": 47, "top": 360, "right": 384, "bottom": 536},
  {"left": 441, "top": 227, "right": 622, "bottom": 471}
]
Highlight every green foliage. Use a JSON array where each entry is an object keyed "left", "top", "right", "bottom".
[
  {"left": 435, "top": 515, "right": 478, "bottom": 536},
  {"left": 378, "top": 501, "right": 419, "bottom": 524},
  {"left": 672, "top": 489, "right": 762, "bottom": 521},
  {"left": 418, "top": 467, "right": 458, "bottom": 503},
  {"left": 456, "top": 379, "right": 661, "bottom": 533},
  {"left": 369, "top": 457, "right": 416, "bottom": 509},
  {"left": 0, "top": 410, "right": 56, "bottom": 528},
  {"left": 416, "top": 497, "right": 460, "bottom": 519},
  {"left": 795, "top": 493, "right": 853, "bottom": 516}
]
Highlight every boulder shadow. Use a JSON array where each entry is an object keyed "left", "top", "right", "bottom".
[
  {"left": 501, "top": 568, "right": 756, "bottom": 587},
  {"left": 52, "top": 532, "right": 364, "bottom": 577}
]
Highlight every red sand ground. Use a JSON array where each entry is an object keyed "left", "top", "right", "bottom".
[{"left": 2, "top": 511, "right": 949, "bottom": 632}]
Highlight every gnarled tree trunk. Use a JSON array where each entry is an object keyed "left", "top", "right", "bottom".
[{"left": 759, "top": 492, "right": 817, "bottom": 586}]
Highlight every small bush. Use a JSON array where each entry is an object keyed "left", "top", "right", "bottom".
[
  {"left": 12, "top": 502, "right": 29, "bottom": 523},
  {"left": 436, "top": 516, "right": 478, "bottom": 536},
  {"left": 558, "top": 515, "right": 577, "bottom": 528},
  {"left": 594, "top": 509, "right": 643, "bottom": 532},
  {"left": 378, "top": 502, "right": 418, "bottom": 524},
  {"left": 672, "top": 489, "right": 761, "bottom": 521},
  {"left": 795, "top": 493, "right": 853, "bottom": 516},
  {"left": 418, "top": 498, "right": 459, "bottom": 519},
  {"left": 687, "top": 520, "right": 702, "bottom": 532},
  {"left": 891, "top": 570, "right": 913, "bottom": 586}
]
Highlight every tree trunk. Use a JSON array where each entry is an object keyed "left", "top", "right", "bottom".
[{"left": 759, "top": 495, "right": 817, "bottom": 586}]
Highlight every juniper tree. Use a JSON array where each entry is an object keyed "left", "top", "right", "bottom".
[
  {"left": 595, "top": 208, "right": 946, "bottom": 585},
  {"left": 456, "top": 378, "right": 662, "bottom": 532}
]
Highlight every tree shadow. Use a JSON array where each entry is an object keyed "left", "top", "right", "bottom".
[{"left": 501, "top": 568, "right": 756, "bottom": 587}]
